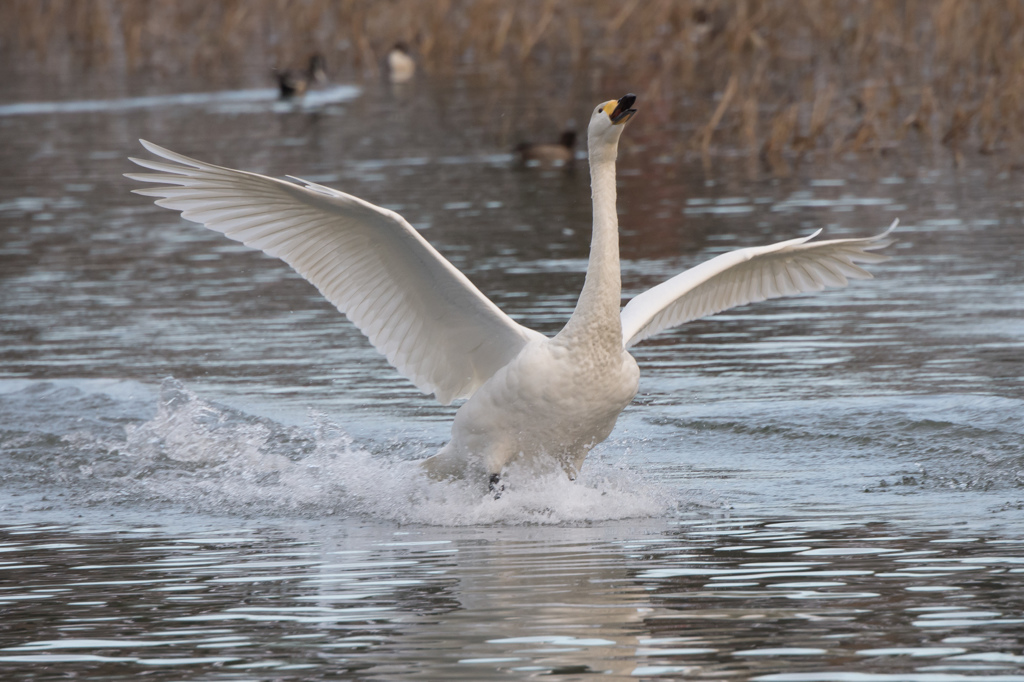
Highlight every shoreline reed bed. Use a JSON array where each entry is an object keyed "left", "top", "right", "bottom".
[{"left": 3, "top": 0, "right": 1024, "bottom": 171}]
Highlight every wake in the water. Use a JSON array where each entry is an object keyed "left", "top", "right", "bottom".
[{"left": 52, "top": 379, "right": 681, "bottom": 525}]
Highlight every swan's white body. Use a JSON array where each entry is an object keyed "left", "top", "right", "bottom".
[{"left": 127, "top": 94, "right": 895, "bottom": 484}]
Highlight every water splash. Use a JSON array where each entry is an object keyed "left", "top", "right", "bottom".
[{"left": 62, "top": 380, "right": 678, "bottom": 525}]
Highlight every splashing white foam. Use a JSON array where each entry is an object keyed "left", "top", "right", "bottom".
[{"left": 105, "top": 380, "right": 678, "bottom": 525}]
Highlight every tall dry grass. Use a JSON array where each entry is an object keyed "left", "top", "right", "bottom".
[{"left": 4, "top": 0, "right": 1024, "bottom": 169}]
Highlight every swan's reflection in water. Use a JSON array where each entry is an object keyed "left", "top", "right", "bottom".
[{"left": 1, "top": 517, "right": 1021, "bottom": 679}]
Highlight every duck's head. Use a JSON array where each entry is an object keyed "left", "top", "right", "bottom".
[{"left": 588, "top": 94, "right": 637, "bottom": 159}]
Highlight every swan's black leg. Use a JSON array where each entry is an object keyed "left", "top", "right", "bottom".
[{"left": 488, "top": 474, "right": 504, "bottom": 499}]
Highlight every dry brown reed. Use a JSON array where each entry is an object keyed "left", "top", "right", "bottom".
[{"left": 4, "top": 0, "right": 1024, "bottom": 170}]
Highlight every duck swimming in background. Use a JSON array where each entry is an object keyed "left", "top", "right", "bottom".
[
  {"left": 516, "top": 129, "right": 577, "bottom": 165},
  {"left": 275, "top": 54, "right": 327, "bottom": 98},
  {"left": 387, "top": 42, "right": 416, "bottom": 83},
  {"left": 126, "top": 94, "right": 895, "bottom": 487}
]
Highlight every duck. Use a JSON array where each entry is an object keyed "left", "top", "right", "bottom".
[
  {"left": 386, "top": 42, "right": 416, "bottom": 83},
  {"left": 275, "top": 53, "right": 327, "bottom": 98},
  {"left": 516, "top": 129, "right": 577, "bottom": 165},
  {"left": 126, "top": 93, "right": 895, "bottom": 488}
]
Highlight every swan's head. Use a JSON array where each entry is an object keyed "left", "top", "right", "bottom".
[{"left": 588, "top": 94, "right": 637, "bottom": 160}]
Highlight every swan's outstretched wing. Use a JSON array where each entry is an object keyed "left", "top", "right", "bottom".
[
  {"left": 127, "top": 140, "right": 543, "bottom": 404},
  {"left": 620, "top": 221, "right": 897, "bottom": 348}
]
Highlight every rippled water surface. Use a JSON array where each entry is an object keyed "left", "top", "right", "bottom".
[
  {"left": 1, "top": 75, "right": 1022, "bottom": 679},
  {"left": 2, "top": 517, "right": 1023, "bottom": 680}
]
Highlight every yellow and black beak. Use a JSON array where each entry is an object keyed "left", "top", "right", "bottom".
[{"left": 604, "top": 93, "right": 637, "bottom": 125}]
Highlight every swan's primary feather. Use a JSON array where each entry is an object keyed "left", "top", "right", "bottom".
[
  {"left": 619, "top": 220, "right": 897, "bottom": 348},
  {"left": 127, "top": 140, "right": 542, "bottom": 405}
]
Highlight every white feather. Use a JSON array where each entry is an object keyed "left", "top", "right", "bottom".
[
  {"left": 127, "top": 140, "right": 542, "bottom": 405},
  {"left": 620, "top": 220, "right": 897, "bottom": 348}
]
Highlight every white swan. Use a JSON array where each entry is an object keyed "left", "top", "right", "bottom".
[{"left": 126, "top": 93, "right": 895, "bottom": 485}]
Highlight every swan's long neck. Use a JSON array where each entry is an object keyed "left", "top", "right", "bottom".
[{"left": 558, "top": 141, "right": 622, "bottom": 347}]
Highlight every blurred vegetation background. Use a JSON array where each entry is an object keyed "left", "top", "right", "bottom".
[{"left": 3, "top": 0, "right": 1024, "bottom": 171}]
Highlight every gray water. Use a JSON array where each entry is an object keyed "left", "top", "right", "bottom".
[{"left": 1, "top": 75, "right": 1022, "bottom": 680}]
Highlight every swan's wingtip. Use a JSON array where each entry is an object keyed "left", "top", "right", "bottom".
[
  {"left": 138, "top": 139, "right": 162, "bottom": 154},
  {"left": 134, "top": 140, "right": 208, "bottom": 170},
  {"left": 810, "top": 219, "right": 897, "bottom": 243},
  {"left": 138, "top": 139, "right": 177, "bottom": 161},
  {"left": 870, "top": 218, "right": 899, "bottom": 246}
]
